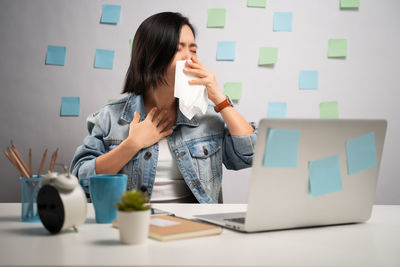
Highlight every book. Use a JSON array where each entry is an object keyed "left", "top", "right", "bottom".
[{"left": 149, "top": 215, "right": 222, "bottom": 241}]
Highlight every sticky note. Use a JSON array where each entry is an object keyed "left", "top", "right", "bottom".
[
  {"left": 320, "top": 101, "right": 339, "bottom": 118},
  {"left": 217, "top": 41, "right": 236, "bottom": 61},
  {"left": 224, "top": 82, "right": 242, "bottom": 101},
  {"left": 309, "top": 155, "right": 343, "bottom": 197},
  {"left": 258, "top": 47, "right": 279, "bottom": 65},
  {"left": 94, "top": 49, "right": 114, "bottom": 69},
  {"left": 61, "top": 97, "right": 80, "bottom": 117},
  {"left": 263, "top": 129, "right": 300, "bottom": 168},
  {"left": 207, "top": 8, "right": 226, "bottom": 28},
  {"left": 340, "top": 0, "right": 360, "bottom": 9},
  {"left": 328, "top": 39, "right": 347, "bottom": 58},
  {"left": 299, "top": 70, "right": 318, "bottom": 90},
  {"left": 267, "top": 102, "right": 287, "bottom": 118},
  {"left": 45, "top": 45, "right": 66, "bottom": 66},
  {"left": 101, "top": 4, "right": 121, "bottom": 24},
  {"left": 247, "top": 0, "right": 267, "bottom": 8},
  {"left": 107, "top": 99, "right": 117, "bottom": 103},
  {"left": 273, "top": 12, "right": 293, "bottom": 32},
  {"left": 129, "top": 39, "right": 133, "bottom": 56},
  {"left": 346, "top": 132, "right": 377, "bottom": 175}
]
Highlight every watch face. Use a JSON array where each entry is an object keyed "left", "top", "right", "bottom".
[{"left": 37, "top": 185, "right": 65, "bottom": 233}]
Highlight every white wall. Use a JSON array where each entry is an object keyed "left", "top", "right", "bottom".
[{"left": 0, "top": 0, "right": 399, "bottom": 203}]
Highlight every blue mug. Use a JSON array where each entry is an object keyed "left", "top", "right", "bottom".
[{"left": 80, "top": 174, "right": 127, "bottom": 223}]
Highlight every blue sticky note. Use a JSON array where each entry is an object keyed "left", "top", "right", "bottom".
[
  {"left": 101, "top": 4, "right": 121, "bottom": 24},
  {"left": 263, "top": 129, "right": 300, "bottom": 168},
  {"left": 273, "top": 12, "right": 293, "bottom": 32},
  {"left": 217, "top": 41, "right": 236, "bottom": 61},
  {"left": 309, "top": 155, "right": 343, "bottom": 197},
  {"left": 45, "top": 45, "right": 66, "bottom": 66},
  {"left": 346, "top": 132, "right": 377, "bottom": 175},
  {"left": 267, "top": 102, "right": 287, "bottom": 118},
  {"left": 94, "top": 49, "right": 114, "bottom": 69},
  {"left": 299, "top": 70, "right": 318, "bottom": 90},
  {"left": 61, "top": 97, "right": 80, "bottom": 117}
]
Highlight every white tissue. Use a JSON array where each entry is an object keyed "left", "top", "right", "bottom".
[{"left": 174, "top": 60, "right": 208, "bottom": 120}]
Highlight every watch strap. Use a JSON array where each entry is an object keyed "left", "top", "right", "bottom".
[{"left": 214, "top": 97, "right": 233, "bottom": 113}]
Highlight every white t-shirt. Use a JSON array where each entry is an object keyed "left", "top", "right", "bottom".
[{"left": 150, "top": 138, "right": 194, "bottom": 203}]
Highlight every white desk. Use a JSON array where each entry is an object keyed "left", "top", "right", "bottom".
[{"left": 0, "top": 204, "right": 399, "bottom": 266}]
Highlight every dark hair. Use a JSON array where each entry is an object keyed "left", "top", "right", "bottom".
[{"left": 122, "top": 12, "right": 196, "bottom": 95}]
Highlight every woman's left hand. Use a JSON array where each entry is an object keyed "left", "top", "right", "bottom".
[{"left": 183, "top": 56, "right": 225, "bottom": 105}]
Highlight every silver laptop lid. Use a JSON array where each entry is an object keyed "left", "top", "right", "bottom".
[{"left": 245, "top": 119, "right": 387, "bottom": 232}]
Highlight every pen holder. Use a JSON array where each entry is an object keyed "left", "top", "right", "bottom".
[{"left": 20, "top": 175, "right": 42, "bottom": 222}]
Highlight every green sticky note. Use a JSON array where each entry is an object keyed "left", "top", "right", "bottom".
[
  {"left": 247, "top": 0, "right": 267, "bottom": 8},
  {"left": 309, "top": 155, "right": 343, "bottom": 197},
  {"left": 340, "top": 0, "right": 360, "bottom": 9},
  {"left": 224, "top": 82, "right": 242, "bottom": 101},
  {"left": 129, "top": 38, "right": 133, "bottom": 56},
  {"left": 207, "top": 8, "right": 226, "bottom": 28},
  {"left": 346, "top": 132, "right": 377, "bottom": 175},
  {"left": 107, "top": 99, "right": 117, "bottom": 104},
  {"left": 61, "top": 97, "right": 80, "bottom": 117},
  {"left": 263, "top": 129, "right": 300, "bottom": 168},
  {"left": 328, "top": 39, "right": 347, "bottom": 58},
  {"left": 259, "top": 47, "right": 278, "bottom": 65},
  {"left": 320, "top": 101, "right": 339, "bottom": 118}
]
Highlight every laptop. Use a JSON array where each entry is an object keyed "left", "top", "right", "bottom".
[{"left": 194, "top": 119, "right": 387, "bottom": 232}]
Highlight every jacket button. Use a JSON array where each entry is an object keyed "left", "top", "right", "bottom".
[
  {"left": 144, "top": 151, "right": 152, "bottom": 160},
  {"left": 140, "top": 185, "right": 148, "bottom": 193},
  {"left": 203, "top": 147, "right": 208, "bottom": 156}
]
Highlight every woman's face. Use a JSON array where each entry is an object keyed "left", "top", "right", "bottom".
[{"left": 166, "top": 25, "right": 197, "bottom": 86}]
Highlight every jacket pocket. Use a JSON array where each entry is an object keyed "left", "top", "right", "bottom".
[{"left": 188, "top": 139, "right": 221, "bottom": 182}]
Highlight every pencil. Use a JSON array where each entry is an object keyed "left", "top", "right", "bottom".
[
  {"left": 47, "top": 152, "right": 54, "bottom": 172},
  {"left": 10, "top": 141, "right": 31, "bottom": 177},
  {"left": 8, "top": 148, "right": 30, "bottom": 178},
  {"left": 48, "top": 149, "right": 58, "bottom": 172},
  {"left": 53, "top": 148, "right": 59, "bottom": 167},
  {"left": 9, "top": 150, "right": 30, "bottom": 178},
  {"left": 37, "top": 149, "right": 47, "bottom": 177},
  {"left": 4, "top": 150, "right": 22, "bottom": 176},
  {"left": 29, "top": 148, "right": 32, "bottom": 177}
]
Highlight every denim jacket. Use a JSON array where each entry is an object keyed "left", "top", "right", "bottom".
[{"left": 70, "top": 93, "right": 257, "bottom": 203}]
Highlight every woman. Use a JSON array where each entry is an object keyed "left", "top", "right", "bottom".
[{"left": 71, "top": 12, "right": 257, "bottom": 203}]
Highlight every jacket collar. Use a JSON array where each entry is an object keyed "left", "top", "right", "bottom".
[{"left": 120, "top": 94, "right": 199, "bottom": 127}]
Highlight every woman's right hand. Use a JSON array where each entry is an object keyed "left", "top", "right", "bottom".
[{"left": 126, "top": 108, "right": 173, "bottom": 150}]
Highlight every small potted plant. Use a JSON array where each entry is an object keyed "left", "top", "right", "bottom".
[{"left": 115, "top": 189, "right": 151, "bottom": 245}]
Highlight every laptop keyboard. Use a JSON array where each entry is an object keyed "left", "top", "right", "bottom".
[{"left": 224, "top": 217, "right": 246, "bottom": 224}]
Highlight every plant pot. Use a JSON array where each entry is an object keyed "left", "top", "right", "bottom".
[{"left": 117, "top": 209, "right": 151, "bottom": 245}]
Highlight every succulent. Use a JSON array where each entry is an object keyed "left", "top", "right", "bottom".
[{"left": 115, "top": 189, "right": 151, "bottom": 211}]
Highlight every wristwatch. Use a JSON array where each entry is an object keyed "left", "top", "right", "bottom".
[{"left": 214, "top": 96, "right": 233, "bottom": 113}]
